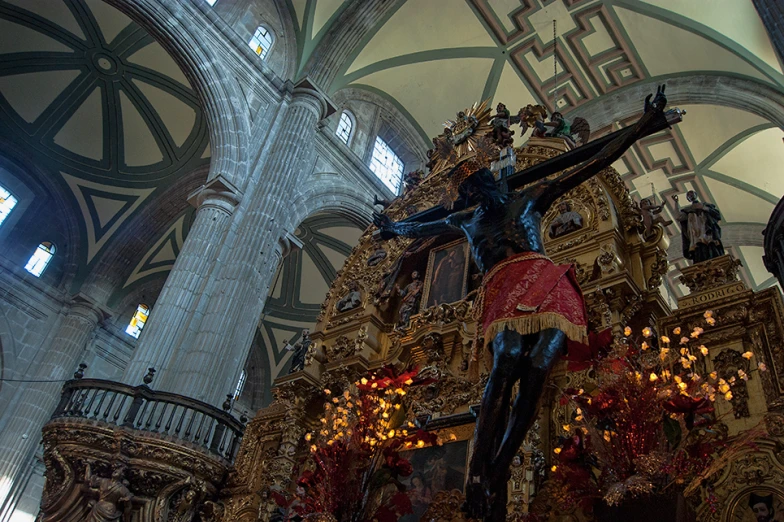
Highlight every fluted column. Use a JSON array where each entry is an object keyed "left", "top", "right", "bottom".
[
  {"left": 159, "top": 80, "right": 333, "bottom": 405},
  {"left": 753, "top": 0, "right": 784, "bottom": 61},
  {"left": 121, "top": 178, "right": 241, "bottom": 383},
  {"left": 0, "top": 296, "right": 105, "bottom": 511}
]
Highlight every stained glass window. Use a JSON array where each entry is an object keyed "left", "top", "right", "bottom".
[
  {"left": 125, "top": 304, "right": 150, "bottom": 339},
  {"left": 248, "top": 26, "right": 274, "bottom": 60},
  {"left": 24, "top": 242, "right": 55, "bottom": 277},
  {"left": 234, "top": 370, "right": 247, "bottom": 400},
  {"left": 369, "top": 136, "right": 404, "bottom": 192},
  {"left": 0, "top": 184, "right": 18, "bottom": 228},
  {"left": 336, "top": 111, "right": 353, "bottom": 144}
]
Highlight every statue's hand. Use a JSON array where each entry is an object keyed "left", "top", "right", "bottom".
[
  {"left": 644, "top": 84, "right": 667, "bottom": 113},
  {"left": 373, "top": 211, "right": 398, "bottom": 239}
]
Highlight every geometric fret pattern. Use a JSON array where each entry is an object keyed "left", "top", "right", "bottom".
[{"left": 294, "top": 0, "right": 784, "bottom": 300}]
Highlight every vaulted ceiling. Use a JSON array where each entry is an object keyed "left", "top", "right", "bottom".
[
  {"left": 290, "top": 0, "right": 784, "bottom": 298},
  {"left": 0, "top": 0, "right": 210, "bottom": 289}
]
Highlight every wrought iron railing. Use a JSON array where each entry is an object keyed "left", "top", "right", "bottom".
[{"left": 50, "top": 375, "right": 245, "bottom": 462}]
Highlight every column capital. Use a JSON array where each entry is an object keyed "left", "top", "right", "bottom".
[
  {"left": 277, "top": 232, "right": 304, "bottom": 259},
  {"left": 285, "top": 77, "right": 337, "bottom": 121},
  {"left": 187, "top": 175, "right": 243, "bottom": 214},
  {"left": 69, "top": 292, "right": 111, "bottom": 325}
]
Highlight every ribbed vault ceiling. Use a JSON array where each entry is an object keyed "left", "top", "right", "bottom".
[
  {"left": 0, "top": 0, "right": 210, "bottom": 288},
  {"left": 291, "top": 0, "right": 784, "bottom": 299}
]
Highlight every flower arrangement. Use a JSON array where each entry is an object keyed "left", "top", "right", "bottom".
[
  {"left": 550, "top": 310, "right": 767, "bottom": 510},
  {"left": 274, "top": 366, "right": 437, "bottom": 522}
]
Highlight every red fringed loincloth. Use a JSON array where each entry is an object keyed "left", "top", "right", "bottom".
[{"left": 474, "top": 252, "right": 587, "bottom": 355}]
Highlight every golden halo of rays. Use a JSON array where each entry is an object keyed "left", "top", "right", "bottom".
[{"left": 427, "top": 99, "right": 496, "bottom": 177}]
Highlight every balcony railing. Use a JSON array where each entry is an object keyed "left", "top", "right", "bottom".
[{"left": 51, "top": 378, "right": 245, "bottom": 462}]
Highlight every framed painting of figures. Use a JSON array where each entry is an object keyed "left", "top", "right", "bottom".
[
  {"left": 395, "top": 424, "right": 473, "bottom": 522},
  {"left": 729, "top": 489, "right": 784, "bottom": 522},
  {"left": 422, "top": 239, "right": 469, "bottom": 309}
]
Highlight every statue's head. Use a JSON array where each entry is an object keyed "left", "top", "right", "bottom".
[
  {"left": 496, "top": 102, "right": 506, "bottom": 112},
  {"left": 551, "top": 111, "right": 564, "bottom": 123},
  {"left": 111, "top": 464, "right": 126, "bottom": 480},
  {"left": 557, "top": 201, "right": 571, "bottom": 213},
  {"left": 302, "top": 328, "right": 310, "bottom": 337},
  {"left": 749, "top": 493, "right": 775, "bottom": 522},
  {"left": 641, "top": 198, "right": 651, "bottom": 207},
  {"left": 412, "top": 270, "right": 420, "bottom": 280},
  {"left": 458, "top": 168, "right": 501, "bottom": 206},
  {"left": 686, "top": 190, "right": 699, "bottom": 202}
]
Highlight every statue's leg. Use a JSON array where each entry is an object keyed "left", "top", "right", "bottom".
[
  {"left": 464, "top": 327, "right": 525, "bottom": 518},
  {"left": 492, "top": 328, "right": 565, "bottom": 481}
]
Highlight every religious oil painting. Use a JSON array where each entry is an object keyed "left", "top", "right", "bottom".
[
  {"left": 397, "top": 438, "right": 470, "bottom": 522},
  {"left": 422, "top": 239, "right": 469, "bottom": 309},
  {"left": 730, "top": 490, "right": 784, "bottom": 522}
]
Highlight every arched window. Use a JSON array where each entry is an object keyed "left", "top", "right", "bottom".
[
  {"left": 336, "top": 111, "right": 353, "bottom": 144},
  {"left": 369, "top": 136, "right": 404, "bottom": 192},
  {"left": 125, "top": 304, "right": 150, "bottom": 339},
  {"left": 248, "top": 26, "right": 274, "bottom": 60},
  {"left": 24, "top": 242, "right": 55, "bottom": 277},
  {"left": 234, "top": 370, "right": 247, "bottom": 400},
  {"left": 0, "top": 184, "right": 18, "bottom": 228}
]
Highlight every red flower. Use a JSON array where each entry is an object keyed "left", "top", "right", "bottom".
[
  {"left": 395, "top": 458, "right": 413, "bottom": 477},
  {"left": 663, "top": 395, "right": 713, "bottom": 416},
  {"left": 566, "top": 329, "right": 613, "bottom": 371}
]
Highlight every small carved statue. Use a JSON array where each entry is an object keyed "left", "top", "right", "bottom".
[
  {"left": 674, "top": 190, "right": 725, "bottom": 263},
  {"left": 367, "top": 247, "right": 388, "bottom": 267},
  {"left": 285, "top": 329, "right": 312, "bottom": 374},
  {"left": 396, "top": 271, "right": 424, "bottom": 328},
  {"left": 548, "top": 201, "right": 583, "bottom": 238},
  {"left": 84, "top": 463, "right": 133, "bottom": 522},
  {"left": 534, "top": 112, "right": 591, "bottom": 147},
  {"left": 491, "top": 102, "right": 517, "bottom": 147},
  {"left": 638, "top": 197, "right": 673, "bottom": 238},
  {"left": 403, "top": 170, "right": 424, "bottom": 195},
  {"left": 335, "top": 281, "right": 362, "bottom": 312},
  {"left": 354, "top": 325, "right": 368, "bottom": 354}
]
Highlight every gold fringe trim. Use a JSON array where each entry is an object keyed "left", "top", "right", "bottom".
[{"left": 481, "top": 312, "right": 587, "bottom": 351}]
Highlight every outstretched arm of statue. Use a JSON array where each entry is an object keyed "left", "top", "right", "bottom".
[
  {"left": 537, "top": 85, "right": 669, "bottom": 211},
  {"left": 373, "top": 211, "right": 462, "bottom": 240}
]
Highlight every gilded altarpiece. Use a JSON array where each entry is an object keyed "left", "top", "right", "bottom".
[{"left": 222, "top": 134, "right": 677, "bottom": 521}]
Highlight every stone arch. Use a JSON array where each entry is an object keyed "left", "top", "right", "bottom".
[
  {"left": 287, "top": 173, "right": 375, "bottom": 232},
  {"left": 572, "top": 74, "right": 784, "bottom": 130},
  {"left": 301, "top": 0, "right": 397, "bottom": 89},
  {"left": 104, "top": 0, "right": 256, "bottom": 188}
]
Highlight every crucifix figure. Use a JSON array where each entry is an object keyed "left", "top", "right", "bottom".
[{"left": 374, "top": 86, "right": 671, "bottom": 520}]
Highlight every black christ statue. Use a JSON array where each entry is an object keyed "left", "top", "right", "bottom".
[{"left": 374, "top": 86, "right": 672, "bottom": 520}]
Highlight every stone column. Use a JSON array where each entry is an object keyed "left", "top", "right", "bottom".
[
  {"left": 121, "top": 177, "right": 241, "bottom": 383},
  {"left": 159, "top": 79, "right": 333, "bottom": 405},
  {"left": 0, "top": 295, "right": 105, "bottom": 511},
  {"left": 753, "top": 0, "right": 784, "bottom": 61}
]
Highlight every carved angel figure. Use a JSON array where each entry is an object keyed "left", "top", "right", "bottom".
[
  {"left": 84, "top": 464, "right": 133, "bottom": 522},
  {"left": 534, "top": 111, "right": 591, "bottom": 147}
]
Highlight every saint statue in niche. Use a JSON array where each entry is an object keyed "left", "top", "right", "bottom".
[
  {"left": 396, "top": 271, "right": 423, "bottom": 328},
  {"left": 674, "top": 190, "right": 724, "bottom": 263},
  {"left": 335, "top": 281, "right": 362, "bottom": 312},
  {"left": 285, "top": 329, "right": 311, "bottom": 374},
  {"left": 548, "top": 201, "right": 583, "bottom": 239}
]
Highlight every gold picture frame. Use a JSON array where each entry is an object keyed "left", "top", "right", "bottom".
[{"left": 422, "top": 239, "right": 470, "bottom": 310}]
